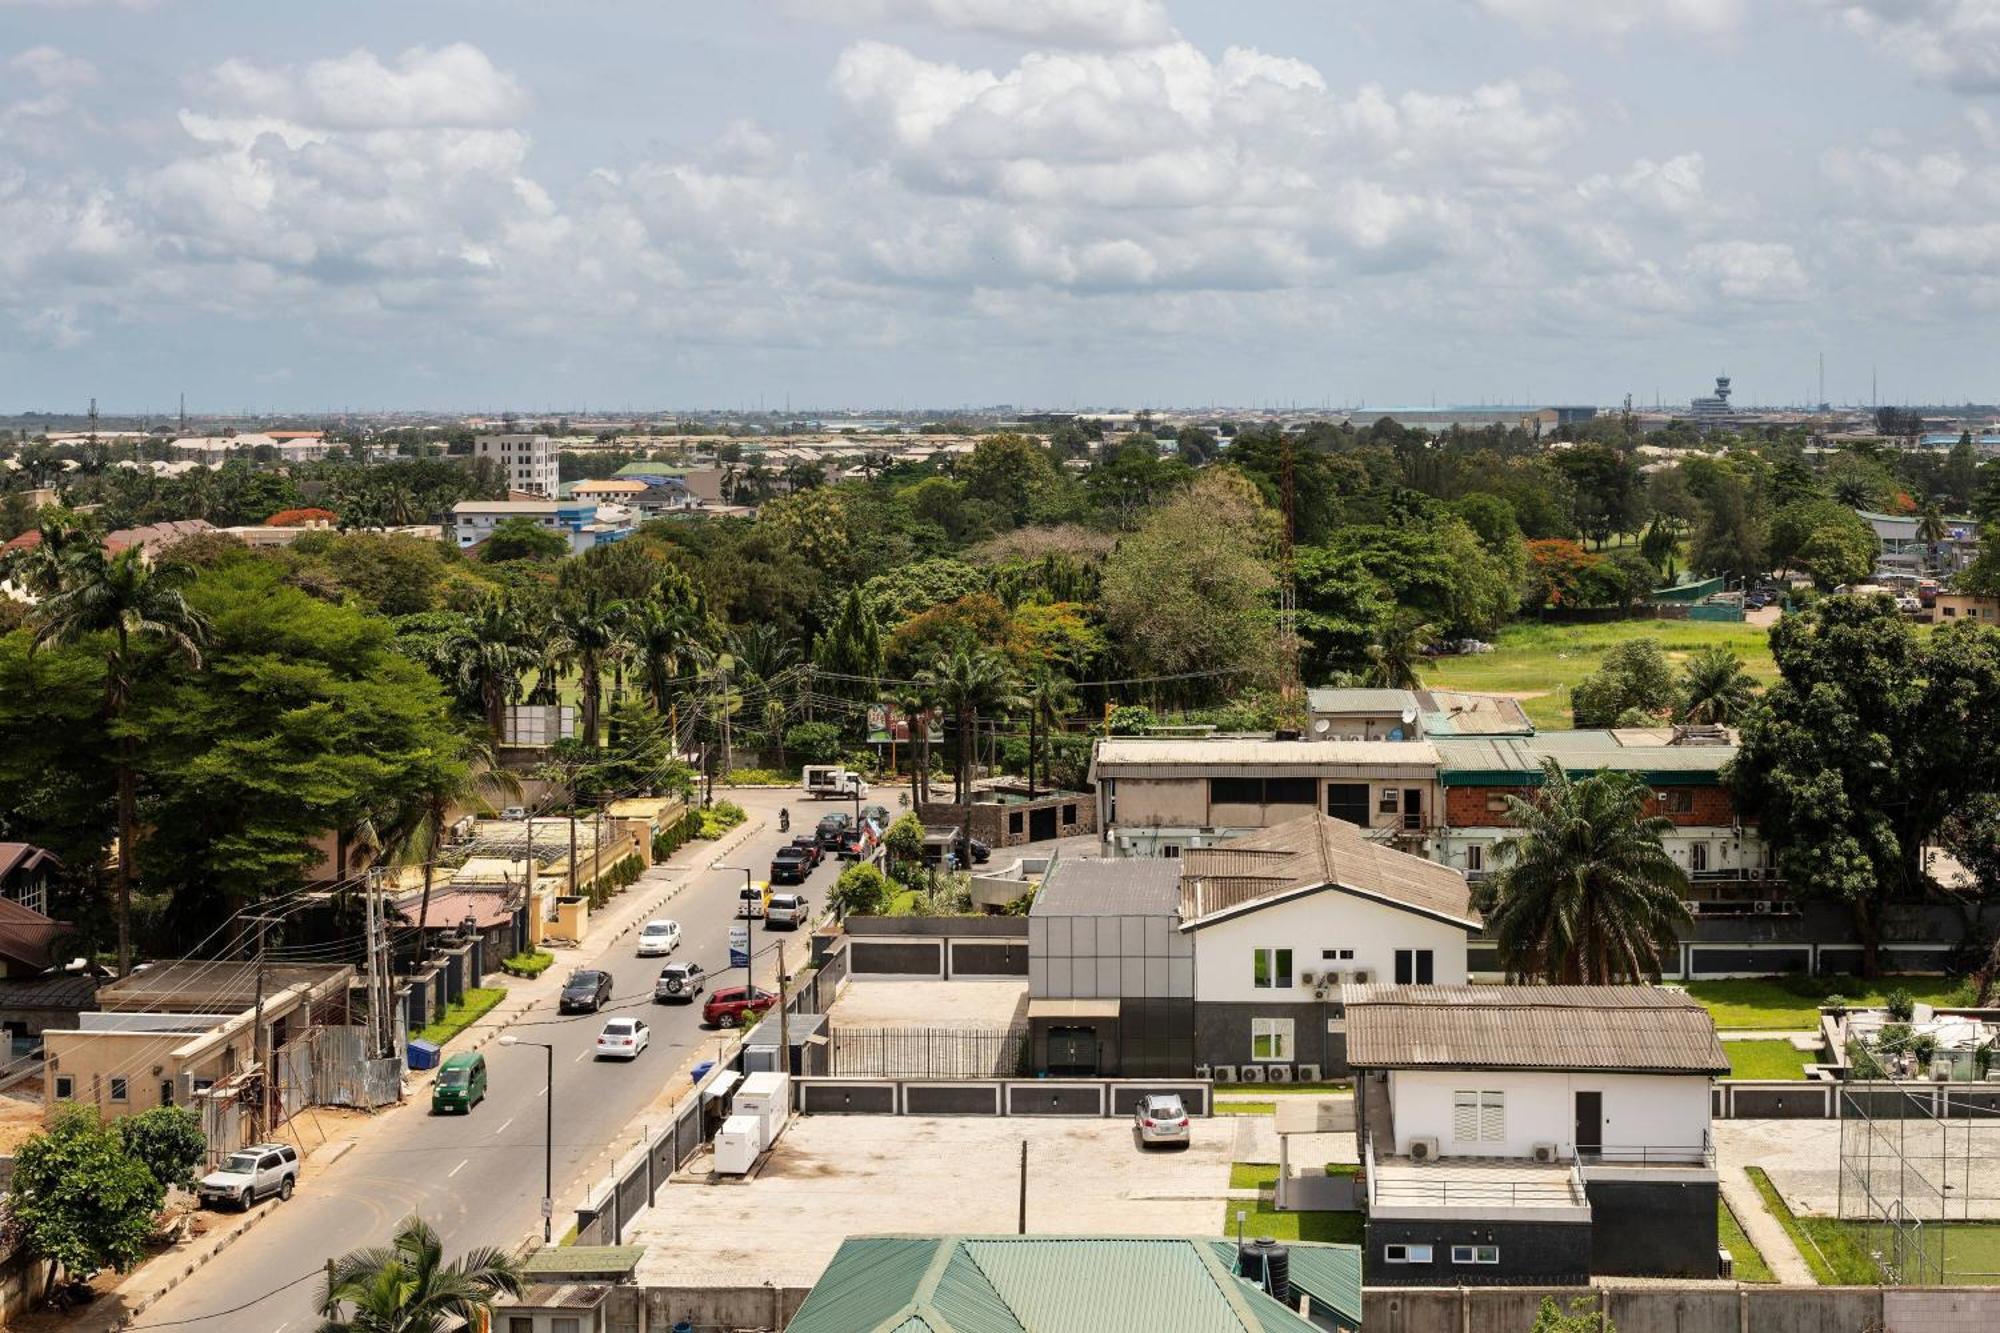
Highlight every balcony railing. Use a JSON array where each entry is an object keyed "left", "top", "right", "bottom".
[
  {"left": 1371, "top": 1175, "right": 1584, "bottom": 1208},
  {"left": 1576, "top": 1142, "right": 1715, "bottom": 1168}
]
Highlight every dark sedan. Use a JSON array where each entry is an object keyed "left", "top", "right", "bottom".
[{"left": 558, "top": 969, "right": 613, "bottom": 1014}]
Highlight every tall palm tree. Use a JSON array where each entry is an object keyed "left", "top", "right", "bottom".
[
  {"left": 729, "top": 621, "right": 799, "bottom": 685},
  {"left": 1023, "top": 667, "right": 1078, "bottom": 797},
  {"left": 1674, "top": 646, "right": 1758, "bottom": 726},
  {"left": 376, "top": 733, "right": 523, "bottom": 947},
  {"left": 1477, "top": 758, "right": 1691, "bottom": 983},
  {"left": 317, "top": 1215, "right": 521, "bottom": 1333},
  {"left": 622, "top": 593, "right": 706, "bottom": 716},
  {"left": 1917, "top": 503, "right": 1948, "bottom": 546},
  {"left": 27, "top": 548, "right": 209, "bottom": 975},
  {"left": 548, "top": 586, "right": 627, "bottom": 748},
  {"left": 447, "top": 595, "right": 533, "bottom": 742},
  {"left": 889, "top": 683, "right": 935, "bottom": 808},
  {"left": 1364, "top": 611, "right": 1432, "bottom": 691},
  {"left": 919, "top": 647, "right": 1024, "bottom": 857}
]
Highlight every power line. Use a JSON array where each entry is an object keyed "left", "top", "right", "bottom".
[{"left": 122, "top": 1267, "right": 322, "bottom": 1328}]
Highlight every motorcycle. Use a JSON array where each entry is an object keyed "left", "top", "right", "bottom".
[
  {"left": 778, "top": 808, "right": 790, "bottom": 833},
  {"left": 898, "top": 791, "right": 910, "bottom": 809}
]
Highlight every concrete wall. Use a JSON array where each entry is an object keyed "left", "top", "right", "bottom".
[
  {"left": 1193, "top": 1000, "right": 1345, "bottom": 1076},
  {"left": 1363, "top": 1219, "right": 1591, "bottom": 1287},
  {"left": 1357, "top": 1285, "right": 1994, "bottom": 1333},
  {"left": 1585, "top": 1177, "right": 1718, "bottom": 1278},
  {"left": 792, "top": 1076, "right": 1211, "bottom": 1117},
  {"left": 1387, "top": 1069, "right": 1711, "bottom": 1160},
  {"left": 1192, "top": 890, "right": 1470, "bottom": 1004}
]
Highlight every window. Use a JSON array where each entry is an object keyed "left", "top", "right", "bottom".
[
  {"left": 1452, "top": 1090, "right": 1506, "bottom": 1142},
  {"left": 1163, "top": 844, "right": 1181, "bottom": 859},
  {"left": 1325, "top": 782, "right": 1370, "bottom": 825},
  {"left": 1945, "top": 605, "right": 1958, "bottom": 617},
  {"left": 1689, "top": 842, "right": 1710, "bottom": 873},
  {"left": 1660, "top": 788, "right": 1694, "bottom": 813},
  {"left": 1253, "top": 948, "right": 1294, "bottom": 989},
  {"left": 1251, "top": 1018, "right": 1294, "bottom": 1061},
  {"left": 1378, "top": 787, "right": 1400, "bottom": 813},
  {"left": 1383, "top": 1244, "right": 1434, "bottom": 1264},
  {"left": 1451, "top": 1245, "right": 1500, "bottom": 1265},
  {"left": 1465, "top": 844, "right": 1484, "bottom": 873},
  {"left": 161, "top": 1080, "right": 175, "bottom": 1107},
  {"left": 1009, "top": 811, "right": 1024, "bottom": 835},
  {"left": 1394, "top": 949, "right": 1434, "bottom": 985},
  {"left": 53, "top": 1075, "right": 73, "bottom": 1100},
  {"left": 1062, "top": 804, "right": 1077, "bottom": 824},
  {"left": 1267, "top": 776, "right": 1316, "bottom": 806},
  {"left": 553, "top": 1320, "right": 581, "bottom": 1333},
  {"left": 509, "top": 1319, "right": 534, "bottom": 1333},
  {"left": 1486, "top": 792, "right": 1511, "bottom": 813},
  {"left": 1212, "top": 776, "right": 1263, "bottom": 806},
  {"left": 109, "top": 1077, "right": 128, "bottom": 1102}
]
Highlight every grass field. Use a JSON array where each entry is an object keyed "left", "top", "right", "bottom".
[
  {"left": 414, "top": 986, "right": 507, "bottom": 1045},
  {"left": 1222, "top": 1164, "right": 1365, "bottom": 1245},
  {"left": 1683, "top": 978, "right": 1964, "bottom": 1030},
  {"left": 1422, "top": 618, "right": 1779, "bottom": 730},
  {"left": 1719, "top": 1198, "right": 1776, "bottom": 1282},
  {"left": 1215, "top": 1101, "right": 1276, "bottom": 1117},
  {"left": 1747, "top": 1167, "right": 1882, "bottom": 1285},
  {"left": 1724, "top": 1039, "right": 1814, "bottom": 1080},
  {"left": 1943, "top": 1225, "right": 2000, "bottom": 1283}
]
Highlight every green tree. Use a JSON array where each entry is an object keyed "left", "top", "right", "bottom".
[
  {"left": 859, "top": 558, "right": 988, "bottom": 626},
  {"left": 1557, "top": 443, "right": 1647, "bottom": 547},
  {"left": 1689, "top": 476, "right": 1764, "bottom": 584},
  {"left": 831, "top": 861, "right": 892, "bottom": 916},
  {"left": 784, "top": 721, "right": 845, "bottom": 768},
  {"left": 1675, "top": 646, "right": 1758, "bottom": 725},
  {"left": 1477, "top": 759, "right": 1690, "bottom": 982},
  {"left": 814, "top": 587, "right": 883, "bottom": 702},
  {"left": 1570, "top": 639, "right": 1674, "bottom": 727},
  {"left": 549, "top": 585, "right": 627, "bottom": 747},
  {"left": 883, "top": 811, "right": 925, "bottom": 877},
  {"left": 1363, "top": 610, "right": 1432, "bottom": 691},
  {"left": 1956, "top": 522, "right": 2000, "bottom": 598},
  {"left": 1529, "top": 1295, "right": 1616, "bottom": 1333},
  {"left": 1731, "top": 600, "right": 2000, "bottom": 973},
  {"left": 919, "top": 645, "right": 1024, "bottom": 856},
  {"left": 961, "top": 433, "right": 1061, "bottom": 527},
  {"left": 443, "top": 594, "right": 533, "bottom": 740},
  {"left": 27, "top": 548, "right": 209, "bottom": 974},
  {"left": 479, "top": 516, "right": 568, "bottom": 563},
  {"left": 1022, "top": 666, "right": 1078, "bottom": 796},
  {"left": 115, "top": 1105, "right": 206, "bottom": 1193},
  {"left": 1322, "top": 515, "right": 1518, "bottom": 633},
  {"left": 1293, "top": 548, "right": 1392, "bottom": 680},
  {"left": 317, "top": 1215, "right": 523, "bottom": 1333},
  {"left": 10, "top": 1106, "right": 164, "bottom": 1292},
  {"left": 1945, "top": 436, "right": 1981, "bottom": 508},
  {"left": 1797, "top": 519, "right": 1879, "bottom": 591},
  {"left": 622, "top": 571, "right": 709, "bottom": 717}
]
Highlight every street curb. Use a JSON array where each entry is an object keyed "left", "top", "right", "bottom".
[
  {"left": 116, "top": 1203, "right": 277, "bottom": 1327},
  {"left": 312, "top": 1138, "right": 357, "bottom": 1167}
]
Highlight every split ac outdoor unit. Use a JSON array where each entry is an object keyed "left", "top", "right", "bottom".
[
  {"left": 1195, "top": 1064, "right": 1212, "bottom": 1080},
  {"left": 1410, "top": 1137, "right": 1439, "bottom": 1162},
  {"left": 1532, "top": 1142, "right": 1560, "bottom": 1163},
  {"left": 1268, "top": 1065, "right": 1294, "bottom": 1084},
  {"left": 1239, "top": 1065, "right": 1266, "bottom": 1084},
  {"left": 1212, "top": 1065, "right": 1238, "bottom": 1083},
  {"left": 1351, "top": 969, "right": 1373, "bottom": 984},
  {"left": 1297, "top": 1064, "right": 1322, "bottom": 1082},
  {"left": 1300, "top": 970, "right": 1319, "bottom": 986},
  {"left": 1753, "top": 900, "right": 1773, "bottom": 914},
  {"left": 1312, "top": 983, "right": 1334, "bottom": 1002}
]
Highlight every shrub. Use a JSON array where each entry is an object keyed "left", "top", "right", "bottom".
[
  {"left": 503, "top": 950, "right": 555, "bottom": 977},
  {"left": 831, "top": 862, "right": 891, "bottom": 916},
  {"left": 1886, "top": 987, "right": 1916, "bottom": 1022},
  {"left": 724, "top": 768, "right": 790, "bottom": 786},
  {"left": 115, "top": 1106, "right": 205, "bottom": 1193}
]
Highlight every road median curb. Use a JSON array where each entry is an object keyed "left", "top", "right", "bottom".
[{"left": 115, "top": 1201, "right": 277, "bottom": 1327}]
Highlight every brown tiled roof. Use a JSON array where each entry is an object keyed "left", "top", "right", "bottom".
[
  {"left": 0, "top": 895, "right": 68, "bottom": 972},
  {"left": 1178, "top": 813, "right": 1478, "bottom": 928},
  {"left": 1342, "top": 984, "right": 1729, "bottom": 1075},
  {"left": 0, "top": 844, "right": 59, "bottom": 880}
]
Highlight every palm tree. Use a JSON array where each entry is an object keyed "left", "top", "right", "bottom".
[
  {"left": 729, "top": 621, "right": 799, "bottom": 685},
  {"left": 1023, "top": 667, "right": 1078, "bottom": 797},
  {"left": 549, "top": 586, "right": 627, "bottom": 747},
  {"left": 1364, "top": 611, "right": 1432, "bottom": 691},
  {"left": 3, "top": 509, "right": 98, "bottom": 598},
  {"left": 27, "top": 548, "right": 209, "bottom": 975},
  {"left": 919, "top": 647, "right": 1024, "bottom": 857},
  {"left": 1477, "top": 758, "right": 1691, "bottom": 983},
  {"left": 1674, "top": 646, "right": 1758, "bottom": 726},
  {"left": 447, "top": 595, "right": 533, "bottom": 742},
  {"left": 622, "top": 593, "right": 706, "bottom": 717},
  {"left": 376, "top": 734, "right": 522, "bottom": 948},
  {"left": 889, "top": 683, "right": 935, "bottom": 808},
  {"left": 1917, "top": 503, "right": 1948, "bottom": 546},
  {"left": 317, "top": 1214, "right": 521, "bottom": 1333}
]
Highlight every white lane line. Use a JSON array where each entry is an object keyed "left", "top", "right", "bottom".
[
  {"left": 447, "top": 1158, "right": 468, "bottom": 1178},
  {"left": 495, "top": 1117, "right": 514, "bottom": 1135},
  {"left": 574, "top": 1048, "right": 590, "bottom": 1063},
  {"left": 538, "top": 1086, "right": 548, "bottom": 1098}
]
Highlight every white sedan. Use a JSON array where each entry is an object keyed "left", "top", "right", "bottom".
[
  {"left": 635, "top": 919, "right": 682, "bottom": 957},
  {"left": 594, "top": 1017, "right": 650, "bottom": 1060}
]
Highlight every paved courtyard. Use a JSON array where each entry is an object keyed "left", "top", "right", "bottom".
[
  {"left": 1717, "top": 1116, "right": 2000, "bottom": 1221},
  {"left": 629, "top": 1114, "right": 1235, "bottom": 1288}
]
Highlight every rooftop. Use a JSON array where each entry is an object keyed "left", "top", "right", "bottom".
[
  {"left": 1179, "top": 813, "right": 1478, "bottom": 930},
  {"left": 1432, "top": 729, "right": 1736, "bottom": 784},
  {"left": 1032, "top": 858, "right": 1181, "bottom": 917},
  {"left": 1342, "top": 984, "right": 1729, "bottom": 1075},
  {"left": 519, "top": 1245, "right": 643, "bottom": 1278},
  {"left": 1368, "top": 1157, "right": 1589, "bottom": 1220},
  {"left": 1305, "top": 687, "right": 1418, "bottom": 716},
  {"left": 1092, "top": 737, "right": 1439, "bottom": 774},
  {"left": 99, "top": 960, "right": 352, "bottom": 1014}
]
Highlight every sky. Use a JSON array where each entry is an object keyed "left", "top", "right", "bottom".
[{"left": 3, "top": 0, "right": 1999, "bottom": 414}]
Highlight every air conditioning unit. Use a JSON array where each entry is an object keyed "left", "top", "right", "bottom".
[
  {"left": 1351, "top": 969, "right": 1374, "bottom": 984},
  {"left": 1744, "top": 867, "right": 1764, "bottom": 882},
  {"left": 1268, "top": 1065, "right": 1294, "bottom": 1084},
  {"left": 1212, "top": 1065, "right": 1238, "bottom": 1084},
  {"left": 1297, "top": 1064, "right": 1322, "bottom": 1082},
  {"left": 1532, "top": 1142, "right": 1560, "bottom": 1163},
  {"left": 1194, "top": 1064, "right": 1212, "bottom": 1080},
  {"left": 1239, "top": 1065, "right": 1266, "bottom": 1084},
  {"left": 1753, "top": 900, "right": 1773, "bottom": 915},
  {"left": 1300, "top": 970, "right": 1319, "bottom": 986},
  {"left": 1312, "top": 982, "right": 1334, "bottom": 1002},
  {"left": 1409, "top": 1136, "right": 1440, "bottom": 1162}
]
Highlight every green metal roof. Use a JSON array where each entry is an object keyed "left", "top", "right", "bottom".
[
  {"left": 520, "top": 1245, "right": 643, "bottom": 1276},
  {"left": 785, "top": 1236, "right": 1342, "bottom": 1333},
  {"left": 1433, "top": 731, "right": 1735, "bottom": 787}
]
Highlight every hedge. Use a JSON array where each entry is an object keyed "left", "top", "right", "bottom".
[{"left": 502, "top": 950, "right": 555, "bottom": 978}]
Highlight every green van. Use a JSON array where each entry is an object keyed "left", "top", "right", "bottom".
[{"left": 431, "top": 1052, "right": 488, "bottom": 1114}]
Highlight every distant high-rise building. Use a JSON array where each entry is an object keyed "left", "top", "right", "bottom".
[
  {"left": 474, "top": 432, "right": 558, "bottom": 495},
  {"left": 1691, "top": 375, "right": 1733, "bottom": 422}
]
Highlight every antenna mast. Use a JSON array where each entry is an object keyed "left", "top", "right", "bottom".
[{"left": 1278, "top": 435, "right": 1302, "bottom": 729}]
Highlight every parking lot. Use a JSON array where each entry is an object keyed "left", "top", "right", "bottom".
[{"left": 627, "top": 1113, "right": 1235, "bottom": 1289}]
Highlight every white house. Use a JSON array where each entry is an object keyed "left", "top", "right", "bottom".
[
  {"left": 1346, "top": 984, "right": 1728, "bottom": 1287},
  {"left": 474, "top": 433, "right": 559, "bottom": 497},
  {"left": 1176, "top": 814, "right": 1481, "bottom": 1077}
]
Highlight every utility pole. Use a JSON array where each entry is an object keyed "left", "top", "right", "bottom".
[
  {"left": 1018, "top": 1139, "right": 1028, "bottom": 1234},
  {"left": 1276, "top": 436, "right": 1301, "bottom": 731},
  {"left": 776, "top": 939, "right": 789, "bottom": 1077},
  {"left": 363, "top": 869, "right": 382, "bottom": 1059},
  {"left": 246, "top": 912, "right": 281, "bottom": 1142}
]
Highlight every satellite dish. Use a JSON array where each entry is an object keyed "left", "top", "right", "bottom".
[
  {"left": 1312, "top": 719, "right": 1331, "bottom": 735},
  {"left": 1401, "top": 706, "right": 1419, "bottom": 724}
]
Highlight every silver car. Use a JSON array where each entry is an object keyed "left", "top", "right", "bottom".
[{"left": 1134, "top": 1094, "right": 1190, "bottom": 1148}]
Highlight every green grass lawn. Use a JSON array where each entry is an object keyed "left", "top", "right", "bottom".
[
  {"left": 1422, "top": 618, "right": 1779, "bottom": 730},
  {"left": 1724, "top": 1038, "right": 1814, "bottom": 1080},
  {"left": 1222, "top": 1164, "right": 1365, "bottom": 1245},
  {"left": 1212, "top": 1081, "right": 1351, "bottom": 1096},
  {"left": 1943, "top": 1225, "right": 2000, "bottom": 1284},
  {"left": 1746, "top": 1167, "right": 1883, "bottom": 1285},
  {"left": 1718, "top": 1198, "right": 1775, "bottom": 1283},
  {"left": 1683, "top": 977, "right": 1964, "bottom": 1030},
  {"left": 1215, "top": 1101, "right": 1276, "bottom": 1117},
  {"left": 414, "top": 986, "right": 507, "bottom": 1045}
]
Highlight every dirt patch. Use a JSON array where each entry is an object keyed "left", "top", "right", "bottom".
[{"left": 0, "top": 1086, "right": 46, "bottom": 1154}]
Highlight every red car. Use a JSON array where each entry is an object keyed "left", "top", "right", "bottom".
[{"left": 703, "top": 984, "right": 779, "bottom": 1028}]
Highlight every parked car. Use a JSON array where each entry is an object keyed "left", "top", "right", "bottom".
[
  {"left": 595, "top": 1016, "right": 651, "bottom": 1059},
  {"left": 738, "top": 882, "right": 771, "bottom": 918},
  {"left": 860, "top": 803, "right": 891, "bottom": 827},
  {"left": 790, "top": 835, "right": 825, "bottom": 868},
  {"left": 767, "top": 892, "right": 810, "bottom": 930},
  {"left": 964, "top": 836, "right": 991, "bottom": 865},
  {"left": 635, "top": 919, "right": 682, "bottom": 957},
  {"left": 1133, "top": 1094, "right": 1190, "bottom": 1148},
  {"left": 703, "top": 984, "right": 778, "bottom": 1028},
  {"left": 500, "top": 806, "right": 526, "bottom": 821},
  {"left": 196, "top": 1143, "right": 300, "bottom": 1210},
  {"left": 814, "top": 813, "right": 851, "bottom": 849},
  {"left": 559, "top": 969, "right": 613, "bottom": 1013},
  {"left": 431, "top": 1052, "right": 488, "bottom": 1114},
  {"left": 770, "top": 845, "right": 813, "bottom": 885},
  {"left": 835, "top": 828, "right": 872, "bottom": 861},
  {"left": 655, "top": 960, "right": 706, "bottom": 1002}
]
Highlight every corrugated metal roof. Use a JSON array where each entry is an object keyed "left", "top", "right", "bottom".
[
  {"left": 1433, "top": 731, "right": 1734, "bottom": 784},
  {"left": 1342, "top": 984, "right": 1729, "bottom": 1074},
  {"left": 1204, "top": 1241, "right": 1362, "bottom": 1327},
  {"left": 1032, "top": 859, "right": 1180, "bottom": 917},
  {"left": 785, "top": 1237, "right": 942, "bottom": 1333},
  {"left": 1305, "top": 688, "right": 1418, "bottom": 715},
  {"left": 1180, "top": 814, "right": 1478, "bottom": 929},
  {"left": 1414, "top": 690, "right": 1535, "bottom": 737},
  {"left": 1093, "top": 738, "right": 1439, "bottom": 772},
  {"left": 520, "top": 1245, "right": 643, "bottom": 1276}
]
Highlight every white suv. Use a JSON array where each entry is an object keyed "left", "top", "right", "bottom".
[
  {"left": 196, "top": 1142, "right": 300, "bottom": 1210},
  {"left": 766, "top": 893, "right": 810, "bottom": 930}
]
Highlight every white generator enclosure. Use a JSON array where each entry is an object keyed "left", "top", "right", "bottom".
[{"left": 714, "top": 1113, "right": 765, "bottom": 1175}]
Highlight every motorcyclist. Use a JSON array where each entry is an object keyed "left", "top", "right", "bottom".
[{"left": 779, "top": 807, "right": 790, "bottom": 832}]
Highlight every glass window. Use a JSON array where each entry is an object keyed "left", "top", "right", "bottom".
[
  {"left": 109, "top": 1077, "right": 128, "bottom": 1102},
  {"left": 1690, "top": 842, "right": 1710, "bottom": 872},
  {"left": 1266, "top": 777, "right": 1317, "bottom": 806},
  {"left": 1253, "top": 948, "right": 1293, "bottom": 989},
  {"left": 1661, "top": 788, "right": 1694, "bottom": 813},
  {"left": 1325, "top": 783, "right": 1369, "bottom": 825},
  {"left": 1251, "top": 1018, "right": 1294, "bottom": 1061},
  {"left": 1452, "top": 1090, "right": 1506, "bottom": 1142},
  {"left": 1465, "top": 844, "right": 1484, "bottom": 872},
  {"left": 1394, "top": 949, "right": 1434, "bottom": 985},
  {"left": 53, "top": 1075, "right": 73, "bottom": 1100},
  {"left": 1384, "top": 1244, "right": 1433, "bottom": 1263},
  {"left": 1211, "top": 777, "right": 1263, "bottom": 805},
  {"left": 509, "top": 1319, "right": 535, "bottom": 1333}
]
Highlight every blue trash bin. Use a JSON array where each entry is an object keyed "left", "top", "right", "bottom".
[{"left": 406, "top": 1038, "right": 441, "bottom": 1071}]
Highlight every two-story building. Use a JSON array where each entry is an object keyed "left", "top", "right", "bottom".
[
  {"left": 448, "top": 500, "right": 631, "bottom": 555},
  {"left": 1306, "top": 687, "right": 1533, "bottom": 743},
  {"left": 1348, "top": 984, "right": 1727, "bottom": 1287},
  {"left": 1091, "top": 738, "right": 1442, "bottom": 859}
]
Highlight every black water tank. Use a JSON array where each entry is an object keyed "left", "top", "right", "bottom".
[
  {"left": 1238, "top": 1237, "right": 1291, "bottom": 1307},
  {"left": 1274, "top": 728, "right": 1303, "bottom": 741}
]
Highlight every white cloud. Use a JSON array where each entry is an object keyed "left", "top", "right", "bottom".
[
  {"left": 1578, "top": 153, "right": 1707, "bottom": 218},
  {"left": 1472, "top": 0, "right": 1741, "bottom": 37},
  {"left": 8, "top": 47, "right": 99, "bottom": 90},
  {"left": 1688, "top": 240, "right": 1809, "bottom": 302},
  {"left": 208, "top": 43, "right": 526, "bottom": 131},
  {"left": 1821, "top": 2, "right": 2000, "bottom": 93},
  {"left": 802, "top": 0, "right": 1173, "bottom": 47}
]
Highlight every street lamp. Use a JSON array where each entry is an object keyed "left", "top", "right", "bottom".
[
  {"left": 721, "top": 866, "right": 755, "bottom": 990},
  {"left": 499, "top": 1035, "right": 555, "bottom": 1242}
]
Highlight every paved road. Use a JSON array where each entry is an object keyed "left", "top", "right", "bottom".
[{"left": 133, "top": 786, "right": 843, "bottom": 1332}]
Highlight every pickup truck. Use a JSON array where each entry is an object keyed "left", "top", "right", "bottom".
[{"left": 770, "top": 844, "right": 812, "bottom": 885}]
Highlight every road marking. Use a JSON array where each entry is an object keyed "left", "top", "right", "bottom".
[
  {"left": 448, "top": 1158, "right": 468, "bottom": 1178},
  {"left": 537, "top": 1085, "right": 548, "bottom": 1098},
  {"left": 496, "top": 1117, "right": 514, "bottom": 1135}
]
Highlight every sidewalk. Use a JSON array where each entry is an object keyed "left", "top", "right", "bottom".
[{"left": 1718, "top": 1163, "right": 1816, "bottom": 1284}]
